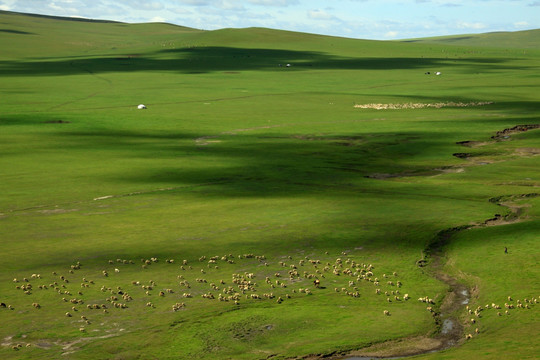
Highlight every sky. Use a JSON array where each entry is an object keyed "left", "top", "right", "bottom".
[{"left": 0, "top": 0, "right": 538, "bottom": 40}]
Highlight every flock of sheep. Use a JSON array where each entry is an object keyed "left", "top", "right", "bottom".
[
  {"left": 3, "top": 251, "right": 411, "bottom": 350},
  {"left": 2, "top": 251, "right": 537, "bottom": 352},
  {"left": 462, "top": 295, "right": 538, "bottom": 341},
  {"left": 353, "top": 101, "right": 494, "bottom": 110}
]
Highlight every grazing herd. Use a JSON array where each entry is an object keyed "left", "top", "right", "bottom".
[
  {"left": 1, "top": 251, "right": 537, "bottom": 352},
  {"left": 462, "top": 295, "right": 538, "bottom": 341}
]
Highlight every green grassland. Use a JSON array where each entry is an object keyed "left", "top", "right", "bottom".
[
  {"left": 0, "top": 10, "right": 539, "bottom": 359},
  {"left": 402, "top": 28, "right": 540, "bottom": 49}
]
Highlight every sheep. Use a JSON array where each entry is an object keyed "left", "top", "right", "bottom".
[
  {"left": 66, "top": 312, "right": 72, "bottom": 317},
  {"left": 475, "top": 328, "right": 480, "bottom": 334},
  {"left": 114, "top": 268, "right": 120, "bottom": 273},
  {"left": 383, "top": 310, "right": 390, "bottom": 316},
  {"left": 465, "top": 334, "right": 472, "bottom": 340}
]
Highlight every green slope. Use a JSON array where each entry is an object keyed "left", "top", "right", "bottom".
[
  {"left": 401, "top": 29, "right": 540, "bottom": 49},
  {"left": 0, "top": 10, "right": 201, "bottom": 59}
]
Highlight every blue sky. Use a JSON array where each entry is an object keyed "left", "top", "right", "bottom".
[{"left": 0, "top": 0, "right": 538, "bottom": 39}]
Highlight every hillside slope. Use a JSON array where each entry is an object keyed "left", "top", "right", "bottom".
[{"left": 401, "top": 29, "right": 540, "bottom": 49}]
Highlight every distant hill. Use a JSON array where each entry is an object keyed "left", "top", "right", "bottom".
[
  {"left": 1, "top": 9, "right": 538, "bottom": 62},
  {"left": 0, "top": 10, "right": 203, "bottom": 59},
  {"left": 0, "top": 10, "right": 383, "bottom": 61},
  {"left": 401, "top": 29, "right": 540, "bottom": 49},
  {"left": 0, "top": 10, "right": 123, "bottom": 23}
]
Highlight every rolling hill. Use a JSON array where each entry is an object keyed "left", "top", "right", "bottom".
[{"left": 0, "top": 10, "right": 539, "bottom": 360}]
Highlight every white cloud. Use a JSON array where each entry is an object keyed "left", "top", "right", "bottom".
[
  {"left": 456, "top": 21, "right": 487, "bottom": 30},
  {"left": 513, "top": 21, "right": 529, "bottom": 28},
  {"left": 150, "top": 16, "right": 166, "bottom": 22},
  {"left": 384, "top": 31, "right": 399, "bottom": 38},
  {"left": 115, "top": 0, "right": 165, "bottom": 11},
  {"left": 441, "top": 2, "right": 462, "bottom": 7},
  {"left": 307, "top": 9, "right": 338, "bottom": 21},
  {"left": 179, "top": 0, "right": 212, "bottom": 5},
  {"left": 169, "top": 7, "right": 193, "bottom": 15},
  {"left": 218, "top": 1, "right": 245, "bottom": 11},
  {"left": 248, "top": 0, "right": 299, "bottom": 6}
]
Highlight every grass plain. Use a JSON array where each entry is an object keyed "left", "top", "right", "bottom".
[{"left": 0, "top": 10, "right": 539, "bottom": 360}]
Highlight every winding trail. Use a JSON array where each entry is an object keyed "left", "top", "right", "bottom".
[
  {"left": 323, "top": 196, "right": 536, "bottom": 360},
  {"left": 301, "top": 124, "right": 540, "bottom": 360}
]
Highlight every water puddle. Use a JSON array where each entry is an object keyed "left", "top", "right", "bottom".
[
  {"left": 441, "top": 319, "right": 454, "bottom": 335},
  {"left": 460, "top": 289, "right": 469, "bottom": 305}
]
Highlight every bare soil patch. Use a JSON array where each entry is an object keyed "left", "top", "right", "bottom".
[
  {"left": 37, "top": 208, "right": 79, "bottom": 215},
  {"left": 455, "top": 140, "right": 489, "bottom": 148},
  {"left": 491, "top": 124, "right": 540, "bottom": 141},
  {"left": 514, "top": 147, "right": 540, "bottom": 156}
]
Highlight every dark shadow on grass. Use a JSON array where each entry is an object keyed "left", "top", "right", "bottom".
[
  {"left": 0, "top": 46, "right": 528, "bottom": 76},
  {"left": 32, "top": 127, "right": 470, "bottom": 198},
  {"left": 0, "top": 28, "right": 35, "bottom": 35}
]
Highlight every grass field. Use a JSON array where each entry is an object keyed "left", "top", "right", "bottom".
[{"left": 0, "top": 10, "right": 539, "bottom": 360}]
